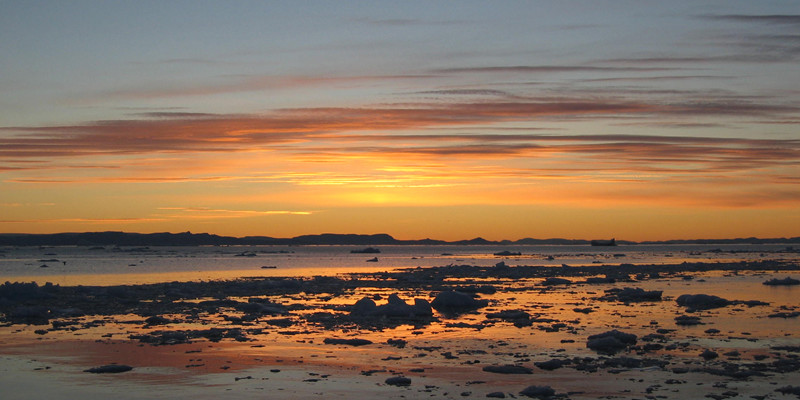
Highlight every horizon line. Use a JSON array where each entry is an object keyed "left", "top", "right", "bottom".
[{"left": 1, "top": 230, "right": 799, "bottom": 244}]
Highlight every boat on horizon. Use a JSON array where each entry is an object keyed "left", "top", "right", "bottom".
[{"left": 591, "top": 238, "right": 617, "bottom": 246}]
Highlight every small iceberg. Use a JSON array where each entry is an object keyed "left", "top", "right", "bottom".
[{"left": 351, "top": 247, "right": 380, "bottom": 254}]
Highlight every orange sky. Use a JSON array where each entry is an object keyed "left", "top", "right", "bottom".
[{"left": 1, "top": 2, "right": 799, "bottom": 241}]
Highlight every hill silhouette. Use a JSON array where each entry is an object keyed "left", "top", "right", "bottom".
[{"left": 0, "top": 231, "right": 798, "bottom": 247}]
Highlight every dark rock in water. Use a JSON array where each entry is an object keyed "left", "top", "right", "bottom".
[
  {"left": 366, "top": 257, "right": 379, "bottom": 262},
  {"left": 641, "top": 333, "right": 668, "bottom": 342},
  {"left": 486, "top": 392, "right": 506, "bottom": 398},
  {"left": 586, "top": 330, "right": 637, "bottom": 354},
  {"left": 486, "top": 310, "right": 530, "bottom": 320},
  {"left": 768, "top": 311, "right": 800, "bottom": 318},
  {"left": 144, "top": 315, "right": 171, "bottom": 325},
  {"left": 431, "top": 291, "right": 488, "bottom": 312},
  {"left": 585, "top": 276, "right": 615, "bottom": 284},
  {"left": 385, "top": 294, "right": 404, "bottom": 305},
  {"left": 323, "top": 338, "right": 372, "bottom": 346},
  {"left": 84, "top": 364, "right": 133, "bottom": 373},
  {"left": 586, "top": 336, "right": 628, "bottom": 354},
  {"left": 130, "top": 330, "right": 190, "bottom": 345},
  {"left": 699, "top": 350, "right": 719, "bottom": 360},
  {"left": 238, "top": 299, "right": 288, "bottom": 315},
  {"left": 675, "top": 315, "right": 704, "bottom": 326},
  {"left": 642, "top": 343, "right": 664, "bottom": 352},
  {"left": 540, "top": 277, "right": 571, "bottom": 286},
  {"left": 9, "top": 306, "right": 50, "bottom": 324},
  {"left": 740, "top": 300, "right": 770, "bottom": 307},
  {"left": 350, "top": 294, "right": 433, "bottom": 318},
  {"left": 534, "top": 359, "right": 565, "bottom": 370},
  {"left": 385, "top": 376, "right": 411, "bottom": 386},
  {"left": 722, "top": 350, "right": 740, "bottom": 359},
  {"left": 413, "top": 298, "right": 433, "bottom": 316},
  {"left": 493, "top": 251, "right": 521, "bottom": 256},
  {"left": 519, "top": 385, "right": 555, "bottom": 399},
  {"left": 776, "top": 386, "right": 800, "bottom": 396},
  {"left": 387, "top": 338, "right": 407, "bottom": 348},
  {"left": 602, "top": 287, "right": 662, "bottom": 302},
  {"left": 455, "top": 285, "right": 497, "bottom": 294},
  {"left": 603, "top": 356, "right": 667, "bottom": 369},
  {"left": 384, "top": 293, "right": 413, "bottom": 316},
  {"left": 351, "top": 247, "right": 381, "bottom": 254},
  {"left": 676, "top": 294, "right": 731, "bottom": 311},
  {"left": 763, "top": 277, "right": 800, "bottom": 286},
  {"left": 771, "top": 345, "right": 800, "bottom": 353},
  {"left": 588, "top": 329, "right": 637, "bottom": 345},
  {"left": 482, "top": 365, "right": 533, "bottom": 374},
  {"left": 351, "top": 297, "right": 378, "bottom": 316},
  {"left": 265, "top": 317, "right": 294, "bottom": 327},
  {"left": 386, "top": 294, "right": 430, "bottom": 317}
]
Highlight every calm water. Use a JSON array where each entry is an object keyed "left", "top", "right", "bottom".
[{"left": 1, "top": 243, "right": 797, "bottom": 286}]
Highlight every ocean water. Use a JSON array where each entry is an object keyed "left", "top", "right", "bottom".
[{"left": 0, "top": 243, "right": 797, "bottom": 286}]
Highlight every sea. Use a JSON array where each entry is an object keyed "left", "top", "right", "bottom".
[{"left": 1, "top": 243, "right": 797, "bottom": 286}]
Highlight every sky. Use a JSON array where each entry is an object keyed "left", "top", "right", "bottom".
[{"left": 1, "top": 1, "right": 799, "bottom": 241}]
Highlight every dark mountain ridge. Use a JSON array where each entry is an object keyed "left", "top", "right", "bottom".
[{"left": 0, "top": 231, "right": 798, "bottom": 247}]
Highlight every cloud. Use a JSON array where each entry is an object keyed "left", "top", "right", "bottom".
[
  {"left": 131, "top": 112, "right": 223, "bottom": 118},
  {"left": 0, "top": 208, "right": 313, "bottom": 225},
  {"left": 157, "top": 207, "right": 313, "bottom": 218},
  {"left": 0, "top": 217, "right": 164, "bottom": 224},
  {"left": 2, "top": 97, "right": 798, "bottom": 201},
  {"left": 0, "top": 99, "right": 657, "bottom": 159},
  {"left": 578, "top": 75, "right": 732, "bottom": 83},
  {"left": 700, "top": 14, "right": 800, "bottom": 25},
  {"left": 600, "top": 15, "right": 800, "bottom": 67},
  {"left": 298, "top": 134, "right": 800, "bottom": 173},
  {"left": 433, "top": 65, "right": 678, "bottom": 74},
  {"left": 93, "top": 74, "right": 437, "bottom": 101},
  {"left": 411, "top": 89, "right": 515, "bottom": 97},
  {"left": 661, "top": 101, "right": 799, "bottom": 116}
]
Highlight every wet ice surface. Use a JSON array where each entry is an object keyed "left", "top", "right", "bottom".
[
  {"left": 2, "top": 243, "right": 798, "bottom": 285},
  {"left": 1, "top": 255, "right": 800, "bottom": 399}
]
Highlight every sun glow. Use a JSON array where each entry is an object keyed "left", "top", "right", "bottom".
[{"left": 1, "top": 2, "right": 799, "bottom": 240}]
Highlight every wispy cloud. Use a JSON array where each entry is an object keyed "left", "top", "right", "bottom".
[
  {"left": 2, "top": 98, "right": 798, "bottom": 184},
  {"left": 157, "top": 207, "right": 313, "bottom": 219},
  {"left": 578, "top": 75, "right": 732, "bottom": 83},
  {"left": 0, "top": 217, "right": 164, "bottom": 224},
  {"left": 411, "top": 89, "right": 516, "bottom": 97},
  {"left": 0, "top": 208, "right": 312, "bottom": 225},
  {"left": 0, "top": 99, "right": 658, "bottom": 159},
  {"left": 700, "top": 14, "right": 800, "bottom": 25},
  {"left": 92, "top": 74, "right": 437, "bottom": 101},
  {"left": 2, "top": 93, "right": 798, "bottom": 213},
  {"left": 433, "top": 65, "right": 678, "bottom": 74}
]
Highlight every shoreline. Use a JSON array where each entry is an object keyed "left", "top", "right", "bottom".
[
  {"left": 2, "top": 260, "right": 800, "bottom": 399},
  {"left": 4, "top": 243, "right": 798, "bottom": 287}
]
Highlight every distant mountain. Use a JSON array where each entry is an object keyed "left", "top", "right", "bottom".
[
  {"left": 0, "top": 231, "right": 241, "bottom": 247},
  {"left": 452, "top": 237, "right": 494, "bottom": 245},
  {"left": 0, "top": 231, "right": 798, "bottom": 247}
]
